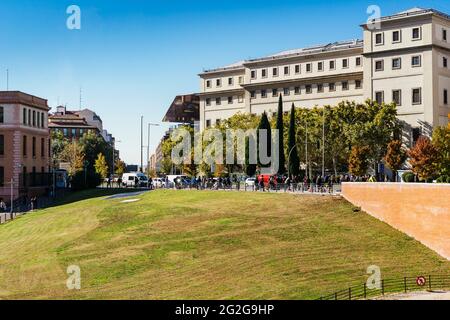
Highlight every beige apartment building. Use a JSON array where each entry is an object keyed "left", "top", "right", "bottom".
[{"left": 198, "top": 8, "right": 450, "bottom": 145}]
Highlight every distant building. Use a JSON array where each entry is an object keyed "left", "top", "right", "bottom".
[
  {"left": 48, "top": 106, "right": 100, "bottom": 140},
  {"left": 126, "top": 164, "right": 139, "bottom": 173},
  {"left": 0, "top": 91, "right": 51, "bottom": 202}
]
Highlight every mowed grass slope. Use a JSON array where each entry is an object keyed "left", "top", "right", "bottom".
[{"left": 0, "top": 190, "right": 448, "bottom": 299}]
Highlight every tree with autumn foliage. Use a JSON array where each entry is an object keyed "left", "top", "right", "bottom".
[
  {"left": 384, "top": 140, "right": 407, "bottom": 181},
  {"left": 94, "top": 153, "right": 109, "bottom": 180},
  {"left": 408, "top": 136, "right": 439, "bottom": 181},
  {"left": 432, "top": 126, "right": 450, "bottom": 176},
  {"left": 348, "top": 146, "right": 371, "bottom": 177}
]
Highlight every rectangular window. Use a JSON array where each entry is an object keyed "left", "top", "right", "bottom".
[
  {"left": 23, "top": 135, "right": 27, "bottom": 156},
  {"left": 329, "top": 83, "right": 336, "bottom": 91},
  {"left": 32, "top": 110, "right": 36, "bottom": 127},
  {"left": 317, "top": 84, "right": 324, "bottom": 93},
  {"left": 272, "top": 67, "right": 279, "bottom": 77},
  {"left": 392, "top": 57, "right": 402, "bottom": 70},
  {"left": 238, "top": 95, "right": 244, "bottom": 103},
  {"left": 342, "top": 58, "right": 349, "bottom": 68},
  {"left": 284, "top": 66, "right": 289, "bottom": 75},
  {"left": 306, "top": 63, "right": 312, "bottom": 72},
  {"left": 444, "top": 57, "right": 448, "bottom": 68},
  {"left": 0, "top": 167, "right": 4, "bottom": 187},
  {"left": 28, "top": 109, "right": 31, "bottom": 125},
  {"left": 283, "top": 88, "right": 290, "bottom": 96},
  {"left": 216, "top": 79, "right": 221, "bottom": 87},
  {"left": 375, "top": 91, "right": 384, "bottom": 105},
  {"left": 261, "top": 90, "right": 267, "bottom": 98},
  {"left": 392, "top": 30, "right": 401, "bottom": 43},
  {"left": 444, "top": 89, "right": 448, "bottom": 105},
  {"left": 206, "top": 80, "right": 211, "bottom": 88},
  {"left": 63, "top": 128, "right": 68, "bottom": 137},
  {"left": 251, "top": 70, "right": 256, "bottom": 79},
  {"left": 392, "top": 90, "right": 402, "bottom": 106},
  {"left": 0, "top": 135, "right": 4, "bottom": 156},
  {"left": 216, "top": 119, "right": 221, "bottom": 126},
  {"left": 443, "top": 29, "right": 447, "bottom": 41},
  {"left": 262, "top": 69, "right": 267, "bottom": 78},
  {"left": 0, "top": 107, "right": 3, "bottom": 123},
  {"left": 250, "top": 91, "right": 256, "bottom": 99},
  {"left": 71, "top": 129, "right": 76, "bottom": 137},
  {"left": 206, "top": 120, "right": 211, "bottom": 128},
  {"left": 23, "top": 108, "right": 27, "bottom": 124},
  {"left": 355, "top": 80, "right": 362, "bottom": 89},
  {"left": 305, "top": 85, "right": 312, "bottom": 94},
  {"left": 41, "top": 113, "right": 44, "bottom": 128},
  {"left": 375, "top": 60, "right": 384, "bottom": 71},
  {"left": 205, "top": 98, "right": 211, "bottom": 106},
  {"left": 294, "top": 87, "right": 300, "bottom": 95},
  {"left": 342, "top": 81, "right": 349, "bottom": 91},
  {"left": 329, "top": 60, "right": 335, "bottom": 70},
  {"left": 356, "top": 57, "right": 361, "bottom": 66},
  {"left": 318, "top": 62, "right": 323, "bottom": 71},
  {"left": 215, "top": 97, "right": 221, "bottom": 105},
  {"left": 295, "top": 65, "right": 300, "bottom": 74},
  {"left": 272, "top": 89, "right": 278, "bottom": 97},
  {"left": 238, "top": 76, "right": 244, "bottom": 84},
  {"left": 228, "top": 77, "right": 233, "bottom": 86},
  {"left": 32, "top": 137, "right": 36, "bottom": 157},
  {"left": 412, "top": 88, "right": 422, "bottom": 105},
  {"left": 412, "top": 27, "right": 421, "bottom": 40},
  {"left": 375, "top": 32, "right": 384, "bottom": 45},
  {"left": 412, "top": 55, "right": 421, "bottom": 67},
  {"left": 41, "top": 137, "right": 45, "bottom": 157},
  {"left": 228, "top": 96, "right": 233, "bottom": 104}
]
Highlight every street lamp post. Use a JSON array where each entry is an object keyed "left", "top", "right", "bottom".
[{"left": 287, "top": 145, "right": 297, "bottom": 180}]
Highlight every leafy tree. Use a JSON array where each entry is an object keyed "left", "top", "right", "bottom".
[
  {"left": 115, "top": 159, "right": 126, "bottom": 176},
  {"left": 60, "top": 141, "right": 85, "bottom": 176},
  {"left": 51, "top": 130, "right": 68, "bottom": 164},
  {"left": 384, "top": 140, "right": 407, "bottom": 181},
  {"left": 432, "top": 126, "right": 450, "bottom": 176},
  {"left": 94, "top": 153, "right": 109, "bottom": 180},
  {"left": 287, "top": 103, "right": 300, "bottom": 177},
  {"left": 79, "top": 131, "right": 113, "bottom": 172},
  {"left": 408, "top": 136, "right": 439, "bottom": 181},
  {"left": 276, "top": 95, "right": 286, "bottom": 174},
  {"left": 348, "top": 146, "right": 371, "bottom": 177}
]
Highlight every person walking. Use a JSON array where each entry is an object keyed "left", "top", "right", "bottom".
[{"left": 0, "top": 199, "right": 6, "bottom": 212}]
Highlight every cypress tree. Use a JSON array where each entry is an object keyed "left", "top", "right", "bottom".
[
  {"left": 288, "top": 103, "right": 300, "bottom": 177},
  {"left": 276, "top": 94, "right": 286, "bottom": 174},
  {"left": 257, "top": 112, "right": 272, "bottom": 169}
]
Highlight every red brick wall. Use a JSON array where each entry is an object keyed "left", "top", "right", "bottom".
[{"left": 342, "top": 183, "right": 450, "bottom": 260}]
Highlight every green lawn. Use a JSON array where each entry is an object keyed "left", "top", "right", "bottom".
[{"left": 0, "top": 190, "right": 448, "bottom": 300}]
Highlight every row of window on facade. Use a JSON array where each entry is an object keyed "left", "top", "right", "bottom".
[
  {"left": 54, "top": 128, "right": 92, "bottom": 137},
  {"left": 250, "top": 57, "right": 362, "bottom": 80},
  {"left": 374, "top": 88, "right": 424, "bottom": 106},
  {"left": 0, "top": 134, "right": 49, "bottom": 159},
  {"left": 374, "top": 26, "right": 447, "bottom": 45},
  {"left": 374, "top": 55, "right": 423, "bottom": 72},
  {"left": 22, "top": 107, "right": 46, "bottom": 128},
  {"left": 0, "top": 166, "right": 49, "bottom": 187}
]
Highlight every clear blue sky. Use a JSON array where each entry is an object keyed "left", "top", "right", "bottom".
[{"left": 1, "top": 0, "right": 449, "bottom": 164}]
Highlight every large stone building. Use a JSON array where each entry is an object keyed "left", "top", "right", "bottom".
[
  {"left": 48, "top": 106, "right": 100, "bottom": 140},
  {"left": 198, "top": 8, "right": 450, "bottom": 145},
  {"left": 0, "top": 91, "right": 51, "bottom": 203}
]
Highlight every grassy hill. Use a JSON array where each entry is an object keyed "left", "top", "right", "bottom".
[{"left": 0, "top": 190, "right": 448, "bottom": 300}]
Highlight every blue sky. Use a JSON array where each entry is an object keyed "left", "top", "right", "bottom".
[{"left": 1, "top": 0, "right": 449, "bottom": 164}]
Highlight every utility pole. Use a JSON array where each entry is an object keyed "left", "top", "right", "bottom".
[
  {"left": 305, "top": 120, "right": 309, "bottom": 179},
  {"left": 322, "top": 108, "right": 326, "bottom": 177},
  {"left": 140, "top": 116, "right": 143, "bottom": 173},
  {"left": 10, "top": 178, "right": 13, "bottom": 215}
]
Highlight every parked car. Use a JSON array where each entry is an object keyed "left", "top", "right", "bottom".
[
  {"left": 245, "top": 177, "right": 256, "bottom": 187},
  {"left": 122, "top": 172, "right": 148, "bottom": 188}
]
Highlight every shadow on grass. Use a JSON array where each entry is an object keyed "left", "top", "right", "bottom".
[{"left": 45, "top": 188, "right": 144, "bottom": 209}]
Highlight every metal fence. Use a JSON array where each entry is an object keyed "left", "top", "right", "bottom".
[{"left": 318, "top": 275, "right": 450, "bottom": 300}]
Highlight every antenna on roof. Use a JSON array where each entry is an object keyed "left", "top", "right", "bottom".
[
  {"left": 6, "top": 68, "right": 9, "bottom": 91},
  {"left": 79, "top": 86, "right": 82, "bottom": 110}
]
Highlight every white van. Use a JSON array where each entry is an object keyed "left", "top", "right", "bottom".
[{"left": 122, "top": 172, "right": 148, "bottom": 188}]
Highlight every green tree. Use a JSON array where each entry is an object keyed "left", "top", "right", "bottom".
[
  {"left": 287, "top": 103, "right": 300, "bottom": 177},
  {"left": 115, "top": 159, "right": 126, "bottom": 176},
  {"left": 257, "top": 112, "right": 272, "bottom": 171},
  {"left": 60, "top": 141, "right": 85, "bottom": 176},
  {"left": 79, "top": 131, "right": 113, "bottom": 173},
  {"left": 276, "top": 95, "right": 286, "bottom": 174},
  {"left": 408, "top": 136, "right": 439, "bottom": 181},
  {"left": 432, "top": 126, "right": 450, "bottom": 176},
  {"left": 384, "top": 140, "right": 407, "bottom": 181},
  {"left": 94, "top": 153, "right": 109, "bottom": 180},
  {"left": 348, "top": 146, "right": 371, "bottom": 177}
]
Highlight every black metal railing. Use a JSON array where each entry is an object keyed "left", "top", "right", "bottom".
[
  {"left": 318, "top": 275, "right": 450, "bottom": 300},
  {"left": 19, "top": 173, "right": 53, "bottom": 189}
]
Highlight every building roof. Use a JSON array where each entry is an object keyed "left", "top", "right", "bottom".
[
  {"left": 0, "top": 91, "right": 49, "bottom": 110},
  {"left": 201, "top": 39, "right": 363, "bottom": 74},
  {"left": 362, "top": 7, "right": 450, "bottom": 26}
]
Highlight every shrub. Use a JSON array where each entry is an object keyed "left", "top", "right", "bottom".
[
  {"left": 402, "top": 172, "right": 415, "bottom": 183},
  {"left": 70, "top": 170, "right": 102, "bottom": 191},
  {"left": 437, "top": 175, "right": 449, "bottom": 183}
]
